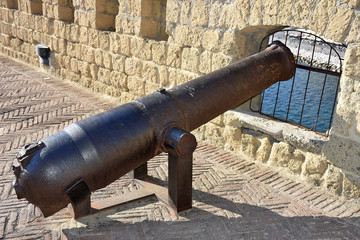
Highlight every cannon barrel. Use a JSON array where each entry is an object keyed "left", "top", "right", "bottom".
[{"left": 12, "top": 41, "right": 295, "bottom": 217}]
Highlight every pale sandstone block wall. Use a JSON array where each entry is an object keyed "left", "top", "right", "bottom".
[{"left": 0, "top": 0, "right": 360, "bottom": 200}]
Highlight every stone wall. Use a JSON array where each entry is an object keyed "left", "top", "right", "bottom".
[{"left": 0, "top": 0, "right": 360, "bottom": 200}]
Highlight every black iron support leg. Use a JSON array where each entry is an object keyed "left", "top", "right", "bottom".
[
  {"left": 164, "top": 127, "right": 197, "bottom": 212},
  {"left": 130, "top": 162, "right": 148, "bottom": 180}
]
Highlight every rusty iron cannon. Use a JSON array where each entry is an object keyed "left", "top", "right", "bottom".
[{"left": 12, "top": 41, "right": 295, "bottom": 218}]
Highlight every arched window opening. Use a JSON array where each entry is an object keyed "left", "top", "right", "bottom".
[{"left": 250, "top": 28, "right": 345, "bottom": 136}]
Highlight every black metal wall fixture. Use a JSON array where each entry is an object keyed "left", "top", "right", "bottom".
[{"left": 250, "top": 28, "right": 345, "bottom": 136}]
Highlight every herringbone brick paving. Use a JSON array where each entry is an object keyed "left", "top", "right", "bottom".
[{"left": 1, "top": 55, "right": 360, "bottom": 239}]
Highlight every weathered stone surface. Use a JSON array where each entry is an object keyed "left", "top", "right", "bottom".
[
  {"left": 340, "top": 0, "right": 360, "bottom": 8},
  {"left": 241, "top": 134, "right": 260, "bottom": 158},
  {"left": 142, "top": 62, "right": 158, "bottom": 84},
  {"left": 236, "top": 0, "right": 250, "bottom": 29},
  {"left": 348, "top": 15, "right": 360, "bottom": 43},
  {"left": 202, "top": 29, "right": 220, "bottom": 52},
  {"left": 166, "top": 0, "right": 180, "bottom": 23},
  {"left": 192, "top": 2, "right": 208, "bottom": 27},
  {"left": 263, "top": 0, "right": 278, "bottom": 25},
  {"left": 219, "top": 3, "right": 238, "bottom": 29},
  {"left": 277, "top": 0, "right": 293, "bottom": 25},
  {"left": 128, "top": 75, "right": 145, "bottom": 96},
  {"left": 223, "top": 126, "right": 242, "bottom": 152},
  {"left": 343, "top": 46, "right": 360, "bottom": 78},
  {"left": 152, "top": 41, "right": 166, "bottom": 65},
  {"left": 256, "top": 136, "right": 272, "bottom": 163},
  {"left": 343, "top": 176, "right": 360, "bottom": 199},
  {"left": 309, "top": 0, "right": 336, "bottom": 35},
  {"left": 180, "top": 1, "right": 191, "bottom": 25},
  {"left": 125, "top": 57, "right": 142, "bottom": 77},
  {"left": 199, "top": 50, "right": 212, "bottom": 74},
  {"left": 208, "top": 3, "right": 221, "bottom": 28},
  {"left": 249, "top": 0, "right": 262, "bottom": 26},
  {"left": 212, "top": 53, "right": 233, "bottom": 71},
  {"left": 167, "top": 43, "right": 182, "bottom": 68},
  {"left": 325, "top": 6, "right": 354, "bottom": 42},
  {"left": 289, "top": 0, "right": 315, "bottom": 29},
  {"left": 182, "top": 47, "right": 200, "bottom": 72},
  {"left": 304, "top": 153, "right": 328, "bottom": 176},
  {"left": 324, "top": 165, "right": 344, "bottom": 195},
  {"left": 269, "top": 142, "right": 304, "bottom": 174}
]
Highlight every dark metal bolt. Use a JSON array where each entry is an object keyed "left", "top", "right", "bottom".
[{"left": 157, "top": 88, "right": 166, "bottom": 94}]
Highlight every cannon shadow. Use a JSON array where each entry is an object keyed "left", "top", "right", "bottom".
[{"left": 61, "top": 177, "right": 360, "bottom": 240}]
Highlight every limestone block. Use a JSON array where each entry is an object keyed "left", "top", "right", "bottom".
[
  {"left": 167, "top": 43, "right": 182, "bottom": 68},
  {"left": 92, "top": 80, "right": 107, "bottom": 93},
  {"left": 236, "top": 0, "right": 250, "bottom": 29},
  {"left": 192, "top": 2, "right": 208, "bottom": 27},
  {"left": 131, "top": 37, "right": 152, "bottom": 61},
  {"left": 78, "top": 27, "right": 88, "bottom": 44},
  {"left": 142, "top": 62, "right": 159, "bottom": 83},
  {"left": 288, "top": 150, "right": 305, "bottom": 174},
  {"left": 54, "top": 5, "right": 74, "bottom": 23},
  {"left": 79, "top": 76, "right": 92, "bottom": 88},
  {"left": 289, "top": 0, "right": 315, "bottom": 29},
  {"left": 140, "top": 19, "right": 160, "bottom": 40},
  {"left": 182, "top": 47, "right": 200, "bottom": 73},
  {"left": 175, "top": 25, "right": 202, "bottom": 48},
  {"left": 168, "top": 68, "right": 195, "bottom": 86},
  {"left": 199, "top": 50, "right": 212, "bottom": 74},
  {"left": 62, "top": 55, "right": 71, "bottom": 68},
  {"left": 262, "top": 0, "right": 277, "bottom": 25},
  {"left": 122, "top": 17, "right": 135, "bottom": 34},
  {"left": 308, "top": 0, "right": 336, "bottom": 35},
  {"left": 223, "top": 126, "right": 242, "bottom": 152},
  {"left": 94, "top": 49, "right": 104, "bottom": 67},
  {"left": 103, "top": 51, "right": 113, "bottom": 69},
  {"left": 145, "top": 81, "right": 160, "bottom": 95},
  {"left": 152, "top": 42, "right": 166, "bottom": 65},
  {"left": 158, "top": 66, "right": 169, "bottom": 87},
  {"left": 180, "top": 1, "right": 191, "bottom": 25},
  {"left": 109, "top": 32, "right": 120, "bottom": 54},
  {"left": 69, "top": 24, "right": 80, "bottom": 43},
  {"left": 348, "top": 14, "right": 360, "bottom": 43},
  {"left": 249, "top": 0, "right": 262, "bottom": 26},
  {"left": 66, "top": 42, "right": 77, "bottom": 58},
  {"left": 303, "top": 153, "right": 328, "bottom": 176},
  {"left": 96, "top": 13, "right": 115, "bottom": 31},
  {"left": 325, "top": 6, "right": 354, "bottom": 43},
  {"left": 256, "top": 136, "right": 272, "bottom": 163},
  {"left": 90, "top": 63, "right": 99, "bottom": 79},
  {"left": 54, "top": 20, "right": 65, "bottom": 38},
  {"left": 128, "top": 75, "right": 145, "bottom": 96},
  {"left": 323, "top": 135, "right": 360, "bottom": 173},
  {"left": 82, "top": 45, "right": 95, "bottom": 63},
  {"left": 277, "top": 0, "right": 293, "bottom": 25},
  {"left": 78, "top": 61, "right": 90, "bottom": 77},
  {"left": 98, "top": 67, "right": 111, "bottom": 84},
  {"left": 112, "top": 54, "right": 125, "bottom": 72},
  {"left": 208, "top": 3, "right": 221, "bottom": 28},
  {"left": 125, "top": 57, "right": 142, "bottom": 76},
  {"left": 166, "top": 0, "right": 180, "bottom": 23},
  {"left": 212, "top": 53, "right": 233, "bottom": 71},
  {"left": 204, "top": 123, "right": 225, "bottom": 147},
  {"left": 323, "top": 165, "right": 344, "bottom": 195},
  {"left": 221, "top": 31, "right": 246, "bottom": 56},
  {"left": 128, "top": 0, "right": 141, "bottom": 17},
  {"left": 342, "top": 176, "right": 360, "bottom": 199},
  {"left": 70, "top": 58, "right": 79, "bottom": 73},
  {"left": 110, "top": 71, "right": 127, "bottom": 89},
  {"left": 344, "top": 46, "right": 360, "bottom": 78},
  {"left": 99, "top": 31, "right": 109, "bottom": 51},
  {"left": 269, "top": 142, "right": 292, "bottom": 167},
  {"left": 340, "top": 0, "right": 360, "bottom": 8},
  {"left": 219, "top": 4, "right": 238, "bottom": 29},
  {"left": 119, "top": 34, "right": 131, "bottom": 56},
  {"left": 241, "top": 134, "right": 261, "bottom": 158},
  {"left": 202, "top": 29, "right": 220, "bottom": 51},
  {"left": 88, "top": 28, "right": 99, "bottom": 48}
]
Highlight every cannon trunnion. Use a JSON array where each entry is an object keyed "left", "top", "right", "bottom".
[{"left": 12, "top": 41, "right": 295, "bottom": 218}]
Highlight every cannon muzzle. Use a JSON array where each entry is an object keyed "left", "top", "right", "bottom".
[{"left": 12, "top": 41, "right": 295, "bottom": 217}]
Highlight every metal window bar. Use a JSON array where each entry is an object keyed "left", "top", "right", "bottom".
[{"left": 250, "top": 28, "right": 344, "bottom": 136}]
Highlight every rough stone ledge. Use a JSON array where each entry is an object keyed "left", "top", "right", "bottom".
[{"left": 225, "top": 108, "right": 328, "bottom": 154}]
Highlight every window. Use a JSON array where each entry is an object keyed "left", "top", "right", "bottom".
[{"left": 250, "top": 28, "right": 345, "bottom": 135}]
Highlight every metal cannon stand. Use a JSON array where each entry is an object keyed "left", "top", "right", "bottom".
[{"left": 69, "top": 128, "right": 196, "bottom": 219}]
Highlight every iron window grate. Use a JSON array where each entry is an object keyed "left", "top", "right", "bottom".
[{"left": 250, "top": 28, "right": 345, "bottom": 136}]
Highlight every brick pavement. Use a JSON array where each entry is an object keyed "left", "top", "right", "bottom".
[{"left": 1, "top": 55, "right": 360, "bottom": 239}]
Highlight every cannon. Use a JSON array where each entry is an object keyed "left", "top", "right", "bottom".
[{"left": 12, "top": 41, "right": 295, "bottom": 218}]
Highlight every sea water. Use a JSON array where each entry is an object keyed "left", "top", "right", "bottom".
[{"left": 260, "top": 66, "right": 339, "bottom": 133}]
